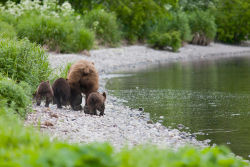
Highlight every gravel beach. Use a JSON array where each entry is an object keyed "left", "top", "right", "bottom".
[{"left": 26, "top": 43, "right": 250, "bottom": 150}]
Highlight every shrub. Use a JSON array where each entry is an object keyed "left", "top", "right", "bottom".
[
  {"left": 16, "top": 15, "right": 69, "bottom": 52},
  {"left": 216, "top": 0, "right": 250, "bottom": 44},
  {"left": 107, "top": 0, "right": 165, "bottom": 43},
  {"left": 0, "top": 38, "right": 51, "bottom": 91},
  {"left": 166, "top": 11, "right": 192, "bottom": 42},
  {"left": 0, "top": 20, "right": 17, "bottom": 39},
  {"left": 147, "top": 31, "right": 181, "bottom": 52},
  {"left": 188, "top": 10, "right": 217, "bottom": 45},
  {"left": 0, "top": 11, "right": 17, "bottom": 25},
  {"left": 16, "top": 14, "right": 94, "bottom": 52},
  {"left": 147, "top": 11, "right": 192, "bottom": 42},
  {"left": 84, "top": 9, "right": 121, "bottom": 46},
  {"left": 0, "top": 77, "right": 31, "bottom": 118},
  {"left": 178, "top": 0, "right": 218, "bottom": 11},
  {"left": 1, "top": 0, "right": 75, "bottom": 18},
  {"left": 65, "top": 27, "right": 95, "bottom": 52}
]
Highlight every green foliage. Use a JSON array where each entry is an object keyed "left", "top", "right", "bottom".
[
  {"left": 50, "top": 62, "right": 72, "bottom": 83},
  {"left": 147, "top": 31, "right": 181, "bottom": 52},
  {"left": 66, "top": 27, "right": 95, "bottom": 52},
  {"left": 216, "top": 0, "right": 250, "bottom": 44},
  {"left": 148, "top": 11, "right": 192, "bottom": 42},
  {"left": 179, "top": 0, "right": 218, "bottom": 11},
  {"left": 84, "top": 9, "right": 121, "bottom": 46},
  {"left": 0, "top": 38, "right": 51, "bottom": 91},
  {"left": 167, "top": 11, "right": 192, "bottom": 42},
  {"left": 16, "top": 14, "right": 94, "bottom": 52},
  {"left": 0, "top": 77, "right": 31, "bottom": 118},
  {"left": 117, "top": 145, "right": 248, "bottom": 167},
  {"left": 0, "top": 20, "right": 16, "bottom": 39},
  {"left": 188, "top": 10, "right": 217, "bottom": 43},
  {"left": 17, "top": 14, "right": 69, "bottom": 52},
  {"left": 0, "top": 11, "right": 17, "bottom": 25}
]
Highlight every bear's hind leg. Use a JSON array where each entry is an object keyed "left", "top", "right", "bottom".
[{"left": 56, "top": 96, "right": 62, "bottom": 108}]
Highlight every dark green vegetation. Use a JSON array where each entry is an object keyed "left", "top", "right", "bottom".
[
  {"left": 0, "top": 0, "right": 249, "bottom": 53},
  {"left": 106, "top": 56, "right": 250, "bottom": 159}
]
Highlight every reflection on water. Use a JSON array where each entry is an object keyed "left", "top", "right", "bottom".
[{"left": 106, "top": 56, "right": 250, "bottom": 159}]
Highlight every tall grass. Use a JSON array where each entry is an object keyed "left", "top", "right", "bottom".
[{"left": 0, "top": 38, "right": 51, "bottom": 91}]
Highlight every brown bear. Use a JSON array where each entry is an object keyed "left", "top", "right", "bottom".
[
  {"left": 35, "top": 80, "right": 53, "bottom": 107},
  {"left": 67, "top": 60, "right": 99, "bottom": 110},
  {"left": 52, "top": 78, "right": 71, "bottom": 109},
  {"left": 84, "top": 92, "right": 106, "bottom": 116}
]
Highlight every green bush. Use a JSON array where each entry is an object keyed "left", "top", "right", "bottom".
[
  {"left": 16, "top": 14, "right": 94, "bottom": 52},
  {"left": 107, "top": 0, "right": 165, "bottom": 43},
  {"left": 0, "top": 20, "right": 17, "bottom": 39},
  {"left": 0, "top": 77, "right": 31, "bottom": 118},
  {"left": 166, "top": 11, "right": 192, "bottom": 42},
  {"left": 179, "top": 0, "right": 218, "bottom": 11},
  {"left": 147, "top": 11, "right": 192, "bottom": 42},
  {"left": 17, "top": 15, "right": 69, "bottom": 52},
  {"left": 0, "top": 11, "right": 17, "bottom": 25},
  {"left": 65, "top": 27, "right": 95, "bottom": 52},
  {"left": 0, "top": 38, "right": 51, "bottom": 91},
  {"left": 147, "top": 31, "right": 181, "bottom": 52},
  {"left": 216, "top": 0, "right": 250, "bottom": 44},
  {"left": 188, "top": 10, "right": 217, "bottom": 45},
  {"left": 84, "top": 9, "right": 121, "bottom": 46}
]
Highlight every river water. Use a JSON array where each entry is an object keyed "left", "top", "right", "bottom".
[{"left": 106, "top": 56, "right": 250, "bottom": 159}]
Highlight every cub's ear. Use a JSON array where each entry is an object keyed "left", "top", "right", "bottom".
[
  {"left": 102, "top": 92, "right": 106, "bottom": 101},
  {"left": 91, "top": 62, "right": 95, "bottom": 65},
  {"left": 46, "top": 80, "right": 49, "bottom": 83}
]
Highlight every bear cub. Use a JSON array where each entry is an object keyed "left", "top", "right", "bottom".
[
  {"left": 35, "top": 80, "right": 53, "bottom": 107},
  {"left": 52, "top": 78, "right": 71, "bottom": 109},
  {"left": 84, "top": 92, "right": 106, "bottom": 116}
]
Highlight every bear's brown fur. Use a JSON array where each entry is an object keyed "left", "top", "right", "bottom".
[
  {"left": 85, "top": 92, "right": 106, "bottom": 116},
  {"left": 35, "top": 80, "right": 53, "bottom": 107},
  {"left": 67, "top": 60, "right": 99, "bottom": 110},
  {"left": 52, "top": 78, "right": 71, "bottom": 108}
]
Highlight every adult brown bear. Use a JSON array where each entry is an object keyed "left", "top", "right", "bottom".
[{"left": 67, "top": 60, "right": 99, "bottom": 110}]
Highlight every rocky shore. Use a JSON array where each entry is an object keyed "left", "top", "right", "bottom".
[{"left": 26, "top": 43, "right": 250, "bottom": 150}]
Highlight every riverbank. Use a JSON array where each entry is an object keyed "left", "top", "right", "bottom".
[{"left": 25, "top": 43, "right": 250, "bottom": 150}]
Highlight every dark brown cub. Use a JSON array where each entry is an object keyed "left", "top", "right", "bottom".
[
  {"left": 85, "top": 92, "right": 106, "bottom": 116},
  {"left": 35, "top": 80, "right": 53, "bottom": 107},
  {"left": 52, "top": 78, "right": 71, "bottom": 108}
]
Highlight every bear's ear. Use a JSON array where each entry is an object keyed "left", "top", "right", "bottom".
[
  {"left": 46, "top": 80, "right": 49, "bottom": 83},
  {"left": 83, "top": 68, "right": 90, "bottom": 74},
  {"left": 102, "top": 92, "right": 106, "bottom": 101},
  {"left": 91, "top": 62, "right": 95, "bottom": 65}
]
